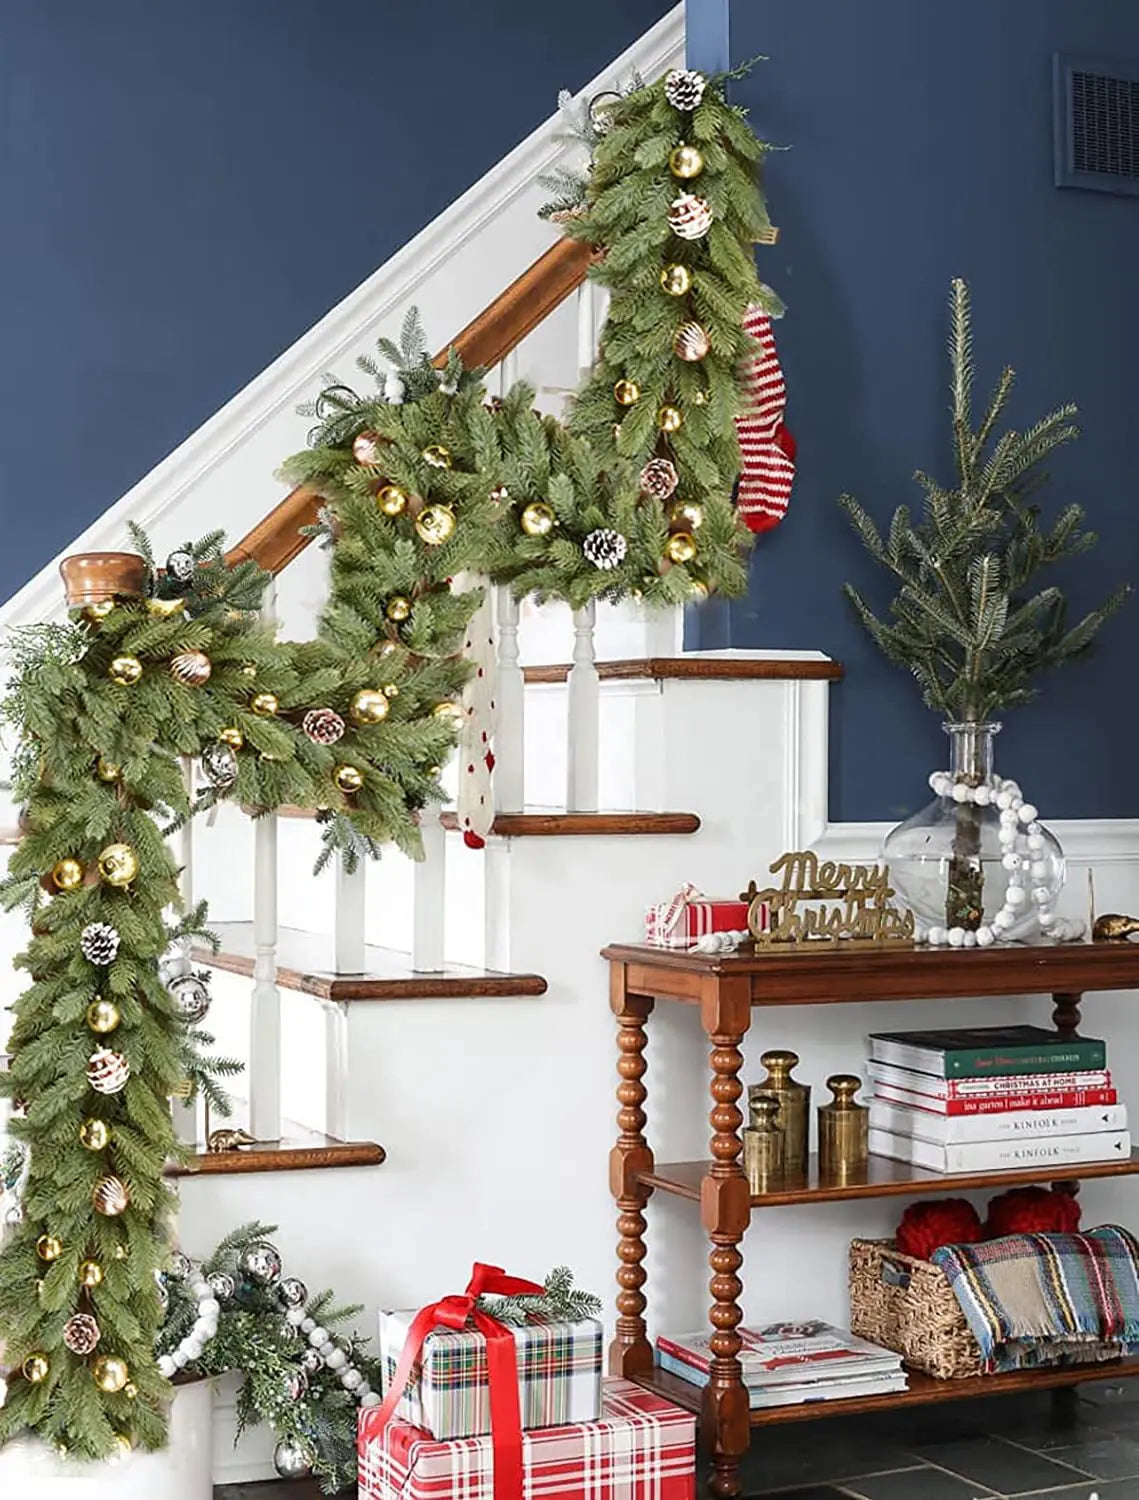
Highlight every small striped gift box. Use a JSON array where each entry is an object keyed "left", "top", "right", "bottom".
[
  {"left": 379, "top": 1308, "right": 602, "bottom": 1440},
  {"left": 358, "top": 1375, "right": 696, "bottom": 1500}
]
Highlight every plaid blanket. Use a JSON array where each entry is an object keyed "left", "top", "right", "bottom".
[{"left": 932, "top": 1225, "right": 1139, "bottom": 1373}]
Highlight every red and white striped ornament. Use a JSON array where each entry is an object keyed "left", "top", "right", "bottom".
[{"left": 734, "top": 305, "right": 797, "bottom": 534}]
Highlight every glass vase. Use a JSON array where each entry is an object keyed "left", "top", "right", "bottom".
[{"left": 882, "top": 722, "right": 1065, "bottom": 941}]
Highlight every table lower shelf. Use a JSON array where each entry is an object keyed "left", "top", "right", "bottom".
[
  {"left": 639, "top": 1149, "right": 1139, "bottom": 1207},
  {"left": 634, "top": 1355, "right": 1139, "bottom": 1427}
]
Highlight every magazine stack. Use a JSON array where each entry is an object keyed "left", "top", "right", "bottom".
[
  {"left": 655, "top": 1321, "right": 906, "bottom": 1409},
  {"left": 867, "top": 1024, "right": 1129, "bottom": 1174}
]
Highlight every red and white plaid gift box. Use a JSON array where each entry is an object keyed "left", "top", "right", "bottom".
[
  {"left": 644, "top": 883, "right": 758, "bottom": 948},
  {"left": 359, "top": 1375, "right": 696, "bottom": 1500},
  {"left": 380, "top": 1308, "right": 602, "bottom": 1440}
]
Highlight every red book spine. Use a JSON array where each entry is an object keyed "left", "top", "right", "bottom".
[
  {"left": 655, "top": 1336, "right": 710, "bottom": 1374},
  {"left": 945, "top": 1088, "right": 1118, "bottom": 1116}
]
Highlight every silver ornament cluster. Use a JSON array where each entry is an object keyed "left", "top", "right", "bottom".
[
  {"left": 80, "top": 921, "right": 120, "bottom": 966},
  {"left": 919, "top": 771, "right": 1082, "bottom": 947},
  {"left": 279, "top": 1267, "right": 379, "bottom": 1409},
  {"left": 582, "top": 528, "right": 628, "bottom": 571},
  {"left": 664, "top": 67, "right": 707, "bottom": 111},
  {"left": 240, "top": 1240, "right": 283, "bottom": 1285},
  {"left": 165, "top": 549, "right": 196, "bottom": 583}
]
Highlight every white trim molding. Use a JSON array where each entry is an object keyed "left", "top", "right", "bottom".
[{"left": 812, "top": 817, "right": 1139, "bottom": 867}]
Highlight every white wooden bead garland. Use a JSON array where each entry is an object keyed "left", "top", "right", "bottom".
[
  {"left": 156, "top": 1276, "right": 219, "bottom": 1378},
  {"left": 918, "top": 772, "right": 1082, "bottom": 947},
  {"left": 288, "top": 1305, "right": 380, "bottom": 1408}
]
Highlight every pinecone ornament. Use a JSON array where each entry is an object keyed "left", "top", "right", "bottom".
[
  {"left": 63, "top": 1313, "right": 101, "bottom": 1355},
  {"left": 302, "top": 708, "right": 346, "bottom": 746},
  {"left": 201, "top": 741, "right": 238, "bottom": 789},
  {"left": 664, "top": 67, "right": 707, "bottom": 111},
  {"left": 640, "top": 457, "right": 680, "bottom": 500},
  {"left": 87, "top": 1047, "right": 130, "bottom": 1095},
  {"left": 80, "top": 922, "right": 120, "bottom": 966},
  {"left": 582, "top": 529, "right": 628, "bottom": 571},
  {"left": 165, "top": 549, "right": 195, "bottom": 584},
  {"left": 668, "top": 192, "right": 713, "bottom": 241}
]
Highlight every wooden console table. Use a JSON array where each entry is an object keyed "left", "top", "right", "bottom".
[{"left": 602, "top": 940, "right": 1139, "bottom": 1498}]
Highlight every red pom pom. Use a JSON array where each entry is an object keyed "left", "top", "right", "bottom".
[
  {"left": 462, "top": 830, "right": 486, "bottom": 850},
  {"left": 985, "top": 1186, "right": 1081, "bottom": 1239},
  {"left": 895, "top": 1199, "right": 984, "bottom": 1260}
]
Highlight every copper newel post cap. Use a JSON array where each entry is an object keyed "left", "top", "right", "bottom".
[{"left": 59, "top": 552, "right": 147, "bottom": 606}]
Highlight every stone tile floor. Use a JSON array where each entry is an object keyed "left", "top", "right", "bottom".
[{"left": 215, "top": 1381, "right": 1139, "bottom": 1498}]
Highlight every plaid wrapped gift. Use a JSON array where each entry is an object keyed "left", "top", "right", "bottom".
[
  {"left": 380, "top": 1306, "right": 602, "bottom": 1439},
  {"left": 359, "top": 1375, "right": 696, "bottom": 1500},
  {"left": 644, "top": 883, "right": 758, "bottom": 948}
]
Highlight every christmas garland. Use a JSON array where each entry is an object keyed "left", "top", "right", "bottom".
[{"left": 0, "top": 63, "right": 775, "bottom": 1464}]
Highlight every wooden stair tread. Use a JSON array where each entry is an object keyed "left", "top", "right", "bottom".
[
  {"left": 524, "top": 654, "right": 843, "bottom": 684},
  {"left": 194, "top": 923, "right": 547, "bottom": 1001},
  {"left": 441, "top": 809, "right": 701, "bottom": 836},
  {"left": 169, "top": 1118, "right": 384, "bottom": 1178}
]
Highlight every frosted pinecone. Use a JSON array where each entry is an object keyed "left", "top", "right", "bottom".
[
  {"left": 664, "top": 68, "right": 707, "bottom": 112},
  {"left": 80, "top": 921, "right": 121, "bottom": 966},
  {"left": 165, "top": 549, "right": 195, "bottom": 583},
  {"left": 302, "top": 708, "right": 346, "bottom": 746},
  {"left": 640, "top": 457, "right": 680, "bottom": 500},
  {"left": 582, "top": 528, "right": 628, "bottom": 571}
]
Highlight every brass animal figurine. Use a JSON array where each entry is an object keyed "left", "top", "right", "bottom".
[
  {"left": 207, "top": 1128, "right": 261, "bottom": 1153},
  {"left": 1093, "top": 913, "right": 1139, "bottom": 942}
]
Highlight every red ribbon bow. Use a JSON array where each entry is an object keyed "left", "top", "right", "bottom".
[{"left": 370, "top": 1263, "right": 545, "bottom": 1500}]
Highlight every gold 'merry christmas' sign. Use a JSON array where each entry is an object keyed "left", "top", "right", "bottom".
[{"left": 745, "top": 850, "right": 914, "bottom": 944}]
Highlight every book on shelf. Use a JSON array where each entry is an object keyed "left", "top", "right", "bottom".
[
  {"left": 868, "top": 1025, "right": 1106, "bottom": 1080},
  {"left": 871, "top": 1079, "right": 1117, "bottom": 1118},
  {"left": 869, "top": 1098, "right": 1128, "bottom": 1145},
  {"left": 656, "top": 1321, "right": 902, "bottom": 1387},
  {"left": 868, "top": 1125, "right": 1132, "bottom": 1175},
  {"left": 868, "top": 1058, "right": 1113, "bottom": 1101},
  {"left": 655, "top": 1350, "right": 907, "bottom": 1408}
]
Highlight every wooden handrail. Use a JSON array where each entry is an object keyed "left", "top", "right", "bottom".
[{"left": 226, "top": 237, "right": 595, "bottom": 577}]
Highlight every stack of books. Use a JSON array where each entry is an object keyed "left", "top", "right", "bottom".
[
  {"left": 655, "top": 1320, "right": 906, "bottom": 1408},
  {"left": 867, "top": 1024, "right": 1129, "bottom": 1174}
]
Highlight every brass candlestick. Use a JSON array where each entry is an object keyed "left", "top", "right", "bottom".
[
  {"left": 818, "top": 1075, "right": 869, "bottom": 1181},
  {"left": 750, "top": 1050, "right": 810, "bottom": 1172},
  {"left": 743, "top": 1093, "right": 784, "bottom": 1193}
]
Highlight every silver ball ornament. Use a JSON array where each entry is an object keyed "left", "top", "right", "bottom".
[
  {"left": 278, "top": 1276, "right": 308, "bottom": 1308},
  {"left": 239, "top": 1240, "right": 282, "bottom": 1285},
  {"left": 300, "top": 1347, "right": 324, "bottom": 1376},
  {"left": 168, "top": 1251, "right": 193, "bottom": 1280},
  {"left": 284, "top": 1366, "right": 309, "bottom": 1402},
  {"left": 207, "top": 1271, "right": 236, "bottom": 1301},
  {"left": 168, "top": 971, "right": 211, "bottom": 1025},
  {"left": 272, "top": 1439, "right": 313, "bottom": 1481}
]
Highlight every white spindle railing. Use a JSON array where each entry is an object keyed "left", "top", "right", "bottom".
[
  {"left": 566, "top": 601, "right": 600, "bottom": 811},
  {"left": 334, "top": 856, "right": 366, "bottom": 974},
  {"left": 249, "top": 582, "right": 281, "bottom": 1140},
  {"left": 412, "top": 811, "right": 446, "bottom": 972}
]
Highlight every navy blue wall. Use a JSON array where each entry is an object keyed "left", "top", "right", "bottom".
[
  {"left": 0, "top": 0, "right": 668, "bottom": 603},
  {"left": 697, "top": 0, "right": 1139, "bottom": 821}
]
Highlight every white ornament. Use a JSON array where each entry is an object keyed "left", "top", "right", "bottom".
[
  {"left": 926, "top": 925, "right": 946, "bottom": 946},
  {"left": 996, "top": 790, "right": 1013, "bottom": 810},
  {"left": 1027, "top": 833, "right": 1045, "bottom": 851},
  {"left": 952, "top": 782, "right": 970, "bottom": 803},
  {"left": 286, "top": 1306, "right": 306, "bottom": 1326},
  {"left": 157, "top": 1355, "right": 176, "bottom": 1379},
  {"left": 1038, "top": 909, "right": 1056, "bottom": 928},
  {"left": 976, "top": 925, "right": 995, "bottom": 946},
  {"left": 947, "top": 927, "right": 965, "bottom": 947},
  {"left": 360, "top": 1391, "right": 382, "bottom": 1409},
  {"left": 326, "top": 1348, "right": 348, "bottom": 1371},
  {"left": 973, "top": 784, "right": 992, "bottom": 805},
  {"left": 1032, "top": 886, "right": 1052, "bottom": 905},
  {"left": 308, "top": 1327, "right": 329, "bottom": 1348},
  {"left": 1001, "top": 852, "right": 1021, "bottom": 871},
  {"left": 342, "top": 1368, "right": 363, "bottom": 1390},
  {"left": 384, "top": 372, "right": 406, "bottom": 404},
  {"left": 1005, "top": 886, "right": 1026, "bottom": 907},
  {"left": 301, "top": 1318, "right": 316, "bottom": 1335},
  {"left": 1018, "top": 803, "right": 1038, "bottom": 825},
  {"left": 962, "top": 931, "right": 977, "bottom": 947}
]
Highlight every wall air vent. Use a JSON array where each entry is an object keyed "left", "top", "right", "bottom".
[{"left": 1054, "top": 52, "right": 1139, "bottom": 195}]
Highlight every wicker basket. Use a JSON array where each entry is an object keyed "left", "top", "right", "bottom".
[{"left": 849, "top": 1238, "right": 984, "bottom": 1379}]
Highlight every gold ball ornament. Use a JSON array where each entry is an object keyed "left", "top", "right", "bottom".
[
  {"left": 51, "top": 858, "right": 84, "bottom": 891},
  {"left": 97, "top": 843, "right": 139, "bottom": 887},
  {"left": 113, "top": 1244, "right": 128, "bottom": 1260},
  {"left": 692, "top": 389, "right": 709, "bottom": 405},
  {"left": 95, "top": 756, "right": 122, "bottom": 782},
  {"left": 144, "top": 596, "right": 186, "bottom": 620},
  {"left": 690, "top": 580, "right": 710, "bottom": 600},
  {"left": 665, "top": 531, "right": 699, "bottom": 564},
  {"left": 86, "top": 999, "right": 120, "bottom": 1035},
  {"left": 385, "top": 596, "right": 412, "bottom": 623},
  {"left": 659, "top": 263, "right": 693, "bottom": 297},
  {"left": 383, "top": 683, "right": 399, "bottom": 698},
  {"left": 123, "top": 1385, "right": 137, "bottom": 1400},
  {"left": 673, "top": 321, "right": 711, "bottom": 362},
  {"left": 92, "top": 1356, "right": 129, "bottom": 1394},
  {"left": 432, "top": 701, "right": 464, "bottom": 730},
  {"left": 108, "top": 656, "right": 142, "bottom": 687},
  {"left": 83, "top": 600, "right": 116, "bottom": 624},
  {"left": 350, "top": 688, "right": 390, "bottom": 726},
  {"left": 250, "top": 692, "right": 279, "bottom": 717},
  {"left": 333, "top": 765, "right": 364, "bottom": 795},
  {"left": 668, "top": 499, "right": 705, "bottom": 531},
  {"left": 92, "top": 1175, "right": 130, "bottom": 1217},
  {"left": 414, "top": 503, "right": 457, "bottom": 546},
  {"left": 241, "top": 662, "right": 258, "bottom": 679},
  {"left": 79, "top": 1258, "right": 105, "bottom": 1287},
  {"left": 36, "top": 1234, "right": 63, "bottom": 1262},
  {"left": 80, "top": 1116, "right": 111, "bottom": 1150},
  {"left": 170, "top": 650, "right": 212, "bottom": 687},
  {"left": 613, "top": 379, "right": 641, "bottom": 406},
  {"left": 351, "top": 430, "right": 384, "bottom": 466},
  {"left": 658, "top": 405, "right": 683, "bottom": 433},
  {"left": 218, "top": 726, "right": 244, "bottom": 749},
  {"left": 113, "top": 1435, "right": 132, "bottom": 1456},
  {"left": 668, "top": 143, "right": 705, "bottom": 179},
  {"left": 376, "top": 483, "right": 409, "bottom": 517},
  {"left": 421, "top": 443, "right": 453, "bottom": 469},
  {"left": 22, "top": 1354, "right": 50, "bottom": 1385},
  {"left": 520, "top": 501, "right": 556, "bottom": 537}
]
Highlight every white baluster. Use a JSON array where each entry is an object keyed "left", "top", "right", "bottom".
[
  {"left": 334, "top": 856, "right": 366, "bottom": 974},
  {"left": 324, "top": 1002, "right": 350, "bottom": 1142},
  {"left": 411, "top": 812, "right": 446, "bottom": 972},
  {"left": 494, "top": 586, "right": 525, "bottom": 813},
  {"left": 567, "top": 601, "right": 600, "bottom": 812},
  {"left": 576, "top": 280, "right": 596, "bottom": 382},
  {"left": 171, "top": 756, "right": 200, "bottom": 1147},
  {"left": 249, "top": 581, "right": 281, "bottom": 1140}
]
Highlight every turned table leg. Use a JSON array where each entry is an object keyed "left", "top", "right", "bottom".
[
  {"left": 700, "top": 979, "right": 753, "bottom": 1499},
  {"left": 609, "top": 965, "right": 655, "bottom": 1377}
]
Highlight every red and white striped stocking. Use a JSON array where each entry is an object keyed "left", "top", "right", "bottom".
[{"left": 734, "top": 306, "right": 796, "bottom": 534}]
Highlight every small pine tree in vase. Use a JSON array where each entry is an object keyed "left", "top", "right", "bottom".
[{"left": 840, "top": 279, "right": 1129, "bottom": 945}]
